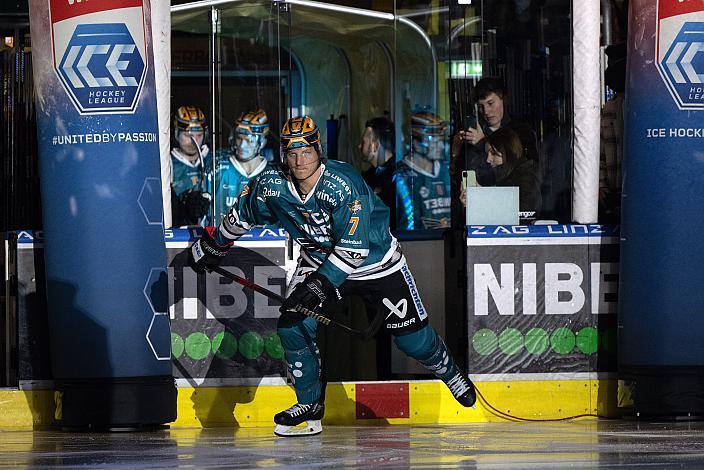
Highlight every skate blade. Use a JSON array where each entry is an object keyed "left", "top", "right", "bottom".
[{"left": 274, "top": 420, "right": 322, "bottom": 437}]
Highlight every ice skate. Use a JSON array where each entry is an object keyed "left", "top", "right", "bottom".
[
  {"left": 273, "top": 402, "right": 324, "bottom": 437},
  {"left": 445, "top": 369, "right": 477, "bottom": 408}
]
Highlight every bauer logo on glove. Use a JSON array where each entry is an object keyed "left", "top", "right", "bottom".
[{"left": 280, "top": 271, "right": 337, "bottom": 314}]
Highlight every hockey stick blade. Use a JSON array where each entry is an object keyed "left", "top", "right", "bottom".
[{"left": 208, "top": 265, "right": 382, "bottom": 339}]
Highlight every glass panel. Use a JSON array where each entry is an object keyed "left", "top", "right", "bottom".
[
  {"left": 170, "top": 5, "right": 212, "bottom": 227},
  {"left": 286, "top": 2, "right": 395, "bottom": 168},
  {"left": 284, "top": 0, "right": 399, "bottom": 234},
  {"left": 395, "top": 2, "right": 452, "bottom": 232},
  {"left": 212, "top": 2, "right": 289, "bottom": 225},
  {"left": 171, "top": 1, "right": 290, "bottom": 227},
  {"left": 171, "top": 0, "right": 574, "bottom": 230},
  {"left": 448, "top": 0, "right": 573, "bottom": 225}
]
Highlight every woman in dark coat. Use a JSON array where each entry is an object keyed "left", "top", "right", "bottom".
[{"left": 485, "top": 127, "right": 542, "bottom": 223}]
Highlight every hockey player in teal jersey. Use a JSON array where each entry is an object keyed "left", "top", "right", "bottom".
[
  {"left": 189, "top": 116, "right": 475, "bottom": 437},
  {"left": 171, "top": 105, "right": 213, "bottom": 226},
  {"left": 213, "top": 109, "right": 270, "bottom": 223},
  {"left": 396, "top": 111, "right": 452, "bottom": 230}
]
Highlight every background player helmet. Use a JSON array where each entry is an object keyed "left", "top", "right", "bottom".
[
  {"left": 173, "top": 105, "right": 208, "bottom": 141},
  {"left": 410, "top": 111, "right": 448, "bottom": 161},
  {"left": 280, "top": 115, "right": 324, "bottom": 169},
  {"left": 228, "top": 109, "right": 270, "bottom": 162}
]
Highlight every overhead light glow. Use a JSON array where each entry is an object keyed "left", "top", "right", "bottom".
[{"left": 450, "top": 60, "right": 482, "bottom": 78}]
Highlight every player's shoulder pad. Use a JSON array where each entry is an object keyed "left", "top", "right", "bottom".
[
  {"left": 320, "top": 161, "right": 364, "bottom": 200},
  {"left": 316, "top": 161, "right": 374, "bottom": 211},
  {"left": 250, "top": 164, "right": 287, "bottom": 191},
  {"left": 323, "top": 160, "right": 369, "bottom": 190}
]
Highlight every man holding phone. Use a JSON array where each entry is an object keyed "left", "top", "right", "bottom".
[{"left": 451, "top": 77, "right": 539, "bottom": 223}]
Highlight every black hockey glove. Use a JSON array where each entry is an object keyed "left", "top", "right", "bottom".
[
  {"left": 189, "top": 226, "right": 233, "bottom": 274},
  {"left": 280, "top": 272, "right": 337, "bottom": 315},
  {"left": 181, "top": 190, "right": 211, "bottom": 221}
]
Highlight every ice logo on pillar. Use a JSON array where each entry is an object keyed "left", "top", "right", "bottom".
[
  {"left": 49, "top": 0, "right": 148, "bottom": 115},
  {"left": 655, "top": 1, "right": 704, "bottom": 110},
  {"left": 57, "top": 23, "right": 145, "bottom": 113}
]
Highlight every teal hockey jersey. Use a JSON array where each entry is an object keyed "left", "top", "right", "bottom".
[
  {"left": 171, "top": 146, "right": 213, "bottom": 197},
  {"left": 396, "top": 157, "right": 451, "bottom": 230},
  {"left": 212, "top": 149, "right": 268, "bottom": 225},
  {"left": 217, "top": 160, "right": 400, "bottom": 287}
]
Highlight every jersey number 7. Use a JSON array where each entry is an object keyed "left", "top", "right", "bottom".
[{"left": 348, "top": 216, "right": 360, "bottom": 236}]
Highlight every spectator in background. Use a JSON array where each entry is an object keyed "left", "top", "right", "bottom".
[
  {"left": 396, "top": 111, "right": 452, "bottom": 230},
  {"left": 460, "top": 127, "right": 541, "bottom": 224},
  {"left": 451, "top": 76, "right": 539, "bottom": 192},
  {"left": 599, "top": 43, "right": 626, "bottom": 224},
  {"left": 359, "top": 115, "right": 396, "bottom": 230},
  {"left": 213, "top": 109, "right": 270, "bottom": 224},
  {"left": 171, "top": 105, "right": 212, "bottom": 227}
]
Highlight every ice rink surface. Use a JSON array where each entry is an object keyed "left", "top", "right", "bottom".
[{"left": 2, "top": 420, "right": 704, "bottom": 468}]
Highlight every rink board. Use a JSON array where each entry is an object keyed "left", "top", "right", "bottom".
[
  {"left": 14, "top": 225, "right": 619, "bottom": 384},
  {"left": 6, "top": 225, "right": 620, "bottom": 427},
  {"left": 14, "top": 227, "right": 295, "bottom": 385},
  {"left": 465, "top": 224, "right": 619, "bottom": 377},
  {"left": 0, "top": 377, "right": 618, "bottom": 428}
]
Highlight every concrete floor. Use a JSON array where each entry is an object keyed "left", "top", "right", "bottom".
[{"left": 2, "top": 420, "right": 704, "bottom": 468}]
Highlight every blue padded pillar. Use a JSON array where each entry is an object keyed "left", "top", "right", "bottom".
[
  {"left": 619, "top": 0, "right": 704, "bottom": 417},
  {"left": 28, "top": 0, "right": 175, "bottom": 428}
]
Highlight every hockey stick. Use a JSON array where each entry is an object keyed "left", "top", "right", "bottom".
[{"left": 208, "top": 265, "right": 383, "bottom": 340}]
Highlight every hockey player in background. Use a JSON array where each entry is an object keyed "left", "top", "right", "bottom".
[
  {"left": 396, "top": 111, "right": 452, "bottom": 230},
  {"left": 189, "top": 116, "right": 476, "bottom": 437},
  {"left": 171, "top": 105, "right": 212, "bottom": 227},
  {"left": 213, "top": 109, "right": 270, "bottom": 223},
  {"left": 359, "top": 115, "right": 397, "bottom": 230}
]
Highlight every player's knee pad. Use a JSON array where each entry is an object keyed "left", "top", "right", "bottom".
[{"left": 277, "top": 315, "right": 318, "bottom": 351}]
